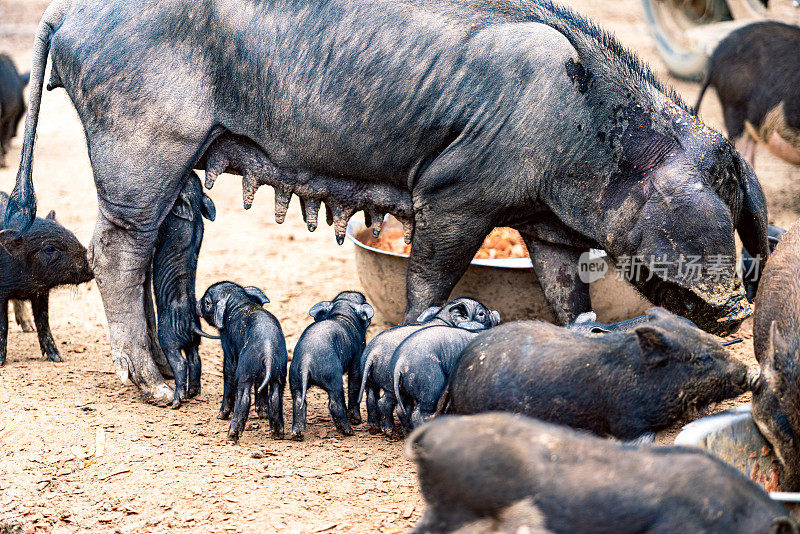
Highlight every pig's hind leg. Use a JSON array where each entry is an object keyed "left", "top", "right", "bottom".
[
  {"left": 267, "top": 380, "right": 284, "bottom": 439},
  {"left": 365, "top": 386, "right": 381, "bottom": 434},
  {"left": 346, "top": 359, "right": 362, "bottom": 426},
  {"left": 218, "top": 351, "right": 237, "bottom": 420},
  {"left": 186, "top": 344, "right": 202, "bottom": 398},
  {"left": 0, "top": 298, "right": 8, "bottom": 366},
  {"left": 409, "top": 372, "right": 446, "bottom": 429},
  {"left": 377, "top": 392, "right": 399, "bottom": 438},
  {"left": 162, "top": 344, "right": 188, "bottom": 409},
  {"left": 12, "top": 299, "right": 35, "bottom": 332},
  {"left": 31, "top": 293, "right": 61, "bottom": 362},
  {"left": 228, "top": 374, "right": 254, "bottom": 443}
]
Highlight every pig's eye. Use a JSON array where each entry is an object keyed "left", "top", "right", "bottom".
[
  {"left": 477, "top": 311, "right": 485, "bottom": 319},
  {"left": 43, "top": 245, "right": 59, "bottom": 255}
]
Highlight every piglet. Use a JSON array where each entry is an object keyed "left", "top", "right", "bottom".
[
  {"left": 153, "top": 172, "right": 216, "bottom": 409},
  {"left": 0, "top": 192, "right": 93, "bottom": 365},
  {"left": 391, "top": 311, "right": 500, "bottom": 431},
  {"left": 752, "top": 219, "right": 800, "bottom": 490},
  {"left": 441, "top": 307, "right": 757, "bottom": 442},
  {"left": 289, "top": 291, "right": 374, "bottom": 439},
  {"left": 407, "top": 413, "right": 797, "bottom": 534},
  {"left": 695, "top": 22, "right": 800, "bottom": 167},
  {"left": 197, "top": 281, "right": 287, "bottom": 442},
  {"left": 358, "top": 297, "right": 499, "bottom": 436},
  {"left": 0, "top": 53, "right": 28, "bottom": 168}
]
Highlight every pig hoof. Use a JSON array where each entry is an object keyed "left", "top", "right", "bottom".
[
  {"left": 171, "top": 398, "right": 182, "bottom": 410},
  {"left": 187, "top": 386, "right": 200, "bottom": 398},
  {"left": 291, "top": 432, "right": 304, "bottom": 441},
  {"left": 271, "top": 430, "right": 285, "bottom": 440},
  {"left": 20, "top": 322, "right": 35, "bottom": 333},
  {"left": 348, "top": 412, "right": 362, "bottom": 426},
  {"left": 146, "top": 384, "right": 173, "bottom": 406},
  {"left": 256, "top": 409, "right": 269, "bottom": 419},
  {"left": 47, "top": 352, "right": 64, "bottom": 363},
  {"left": 368, "top": 426, "right": 381, "bottom": 435},
  {"left": 217, "top": 410, "right": 231, "bottom": 420},
  {"left": 227, "top": 431, "right": 241, "bottom": 443},
  {"left": 336, "top": 425, "right": 354, "bottom": 436}
]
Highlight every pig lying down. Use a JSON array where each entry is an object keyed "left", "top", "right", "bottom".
[
  {"left": 358, "top": 297, "right": 498, "bottom": 436},
  {"left": 289, "top": 291, "right": 374, "bottom": 439},
  {"left": 407, "top": 413, "right": 798, "bottom": 534},
  {"left": 696, "top": 22, "right": 800, "bottom": 167},
  {"left": 752, "top": 219, "right": 800, "bottom": 491},
  {"left": 198, "top": 282, "right": 286, "bottom": 442},
  {"left": 0, "top": 192, "right": 93, "bottom": 366},
  {"left": 3, "top": 0, "right": 768, "bottom": 403},
  {"left": 441, "top": 307, "right": 757, "bottom": 441}
]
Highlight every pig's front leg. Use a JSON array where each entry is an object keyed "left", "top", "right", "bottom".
[
  {"left": 0, "top": 298, "right": 8, "bottom": 366},
  {"left": 12, "top": 299, "right": 35, "bottom": 332},
  {"left": 31, "top": 293, "right": 62, "bottom": 362},
  {"left": 521, "top": 236, "right": 591, "bottom": 325}
]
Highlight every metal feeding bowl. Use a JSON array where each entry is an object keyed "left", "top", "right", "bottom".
[
  {"left": 675, "top": 404, "right": 800, "bottom": 516},
  {"left": 346, "top": 216, "right": 651, "bottom": 324}
]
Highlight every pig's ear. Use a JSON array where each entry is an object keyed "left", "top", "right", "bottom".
[
  {"left": 574, "top": 312, "right": 597, "bottom": 324},
  {"left": 244, "top": 286, "right": 270, "bottom": 306},
  {"left": 171, "top": 192, "right": 194, "bottom": 221},
  {"left": 45, "top": 209, "right": 56, "bottom": 220},
  {"left": 309, "top": 301, "right": 333, "bottom": 320},
  {"left": 736, "top": 154, "right": 770, "bottom": 264},
  {"left": 634, "top": 325, "right": 671, "bottom": 367},
  {"left": 201, "top": 194, "right": 216, "bottom": 222},
  {"left": 416, "top": 307, "right": 441, "bottom": 323},
  {"left": 765, "top": 321, "right": 790, "bottom": 370},
  {"left": 449, "top": 303, "right": 469, "bottom": 322},
  {"left": 769, "top": 516, "right": 798, "bottom": 534},
  {"left": 358, "top": 303, "right": 374, "bottom": 323},
  {"left": 213, "top": 295, "right": 229, "bottom": 329},
  {"left": 489, "top": 310, "right": 501, "bottom": 326}
]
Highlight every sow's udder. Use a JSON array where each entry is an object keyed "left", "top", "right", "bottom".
[{"left": 201, "top": 133, "right": 415, "bottom": 245}]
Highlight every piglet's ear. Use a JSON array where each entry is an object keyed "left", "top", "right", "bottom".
[
  {"left": 309, "top": 301, "right": 333, "bottom": 320},
  {"left": 573, "top": 312, "right": 597, "bottom": 324},
  {"left": 201, "top": 194, "right": 216, "bottom": 222},
  {"left": 213, "top": 295, "right": 229, "bottom": 329},
  {"left": 171, "top": 192, "right": 194, "bottom": 221},
  {"left": 634, "top": 325, "right": 671, "bottom": 367},
  {"left": 490, "top": 310, "right": 501, "bottom": 327},
  {"left": 358, "top": 303, "right": 375, "bottom": 322},
  {"left": 45, "top": 210, "right": 56, "bottom": 220},
  {"left": 244, "top": 286, "right": 270, "bottom": 306},
  {"left": 416, "top": 307, "right": 440, "bottom": 323}
]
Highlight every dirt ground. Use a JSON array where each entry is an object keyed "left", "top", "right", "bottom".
[{"left": 1, "top": 0, "right": 798, "bottom": 532}]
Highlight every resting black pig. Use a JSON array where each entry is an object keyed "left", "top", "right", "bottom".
[
  {"left": 742, "top": 224, "right": 785, "bottom": 302},
  {"left": 0, "top": 192, "right": 93, "bottom": 365},
  {"left": 407, "top": 413, "right": 798, "bottom": 534},
  {"left": 152, "top": 172, "right": 216, "bottom": 409},
  {"left": 358, "top": 297, "right": 499, "bottom": 436},
  {"left": 752, "top": 219, "right": 800, "bottom": 490},
  {"left": 197, "top": 281, "right": 286, "bottom": 442},
  {"left": 441, "top": 307, "right": 756, "bottom": 441},
  {"left": 392, "top": 317, "right": 500, "bottom": 431},
  {"left": 289, "top": 291, "right": 374, "bottom": 439},
  {"left": 0, "top": 53, "right": 28, "bottom": 168},
  {"left": 695, "top": 22, "right": 800, "bottom": 167}
]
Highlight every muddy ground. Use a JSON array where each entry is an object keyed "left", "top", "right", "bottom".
[{"left": 1, "top": 0, "right": 798, "bottom": 532}]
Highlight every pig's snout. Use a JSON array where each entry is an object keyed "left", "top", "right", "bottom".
[{"left": 746, "top": 367, "right": 762, "bottom": 391}]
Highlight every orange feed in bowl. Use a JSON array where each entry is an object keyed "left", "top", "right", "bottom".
[{"left": 362, "top": 227, "right": 529, "bottom": 260}]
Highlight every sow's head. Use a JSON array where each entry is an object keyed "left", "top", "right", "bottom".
[{"left": 601, "top": 116, "right": 768, "bottom": 336}]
